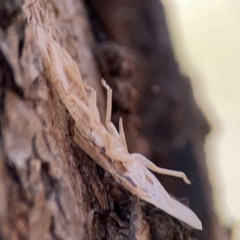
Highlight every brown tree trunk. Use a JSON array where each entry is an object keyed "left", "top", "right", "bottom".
[{"left": 0, "top": 0, "right": 230, "bottom": 239}]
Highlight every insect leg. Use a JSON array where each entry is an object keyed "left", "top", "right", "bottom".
[
  {"left": 107, "top": 149, "right": 133, "bottom": 163},
  {"left": 88, "top": 88, "right": 101, "bottom": 126},
  {"left": 132, "top": 153, "right": 191, "bottom": 184},
  {"left": 101, "top": 79, "right": 119, "bottom": 138},
  {"left": 119, "top": 117, "right": 128, "bottom": 153},
  {"left": 103, "top": 130, "right": 132, "bottom": 163}
]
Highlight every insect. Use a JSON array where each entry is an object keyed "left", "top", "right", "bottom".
[{"left": 37, "top": 26, "right": 202, "bottom": 230}]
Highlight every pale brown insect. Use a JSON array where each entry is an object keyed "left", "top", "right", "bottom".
[{"left": 37, "top": 26, "right": 202, "bottom": 230}]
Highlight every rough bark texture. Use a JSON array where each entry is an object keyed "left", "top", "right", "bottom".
[{"left": 0, "top": 0, "right": 229, "bottom": 240}]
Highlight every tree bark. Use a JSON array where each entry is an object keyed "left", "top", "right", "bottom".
[{"left": 0, "top": 0, "right": 230, "bottom": 240}]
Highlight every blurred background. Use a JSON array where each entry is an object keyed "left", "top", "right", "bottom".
[{"left": 163, "top": 0, "right": 240, "bottom": 239}]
